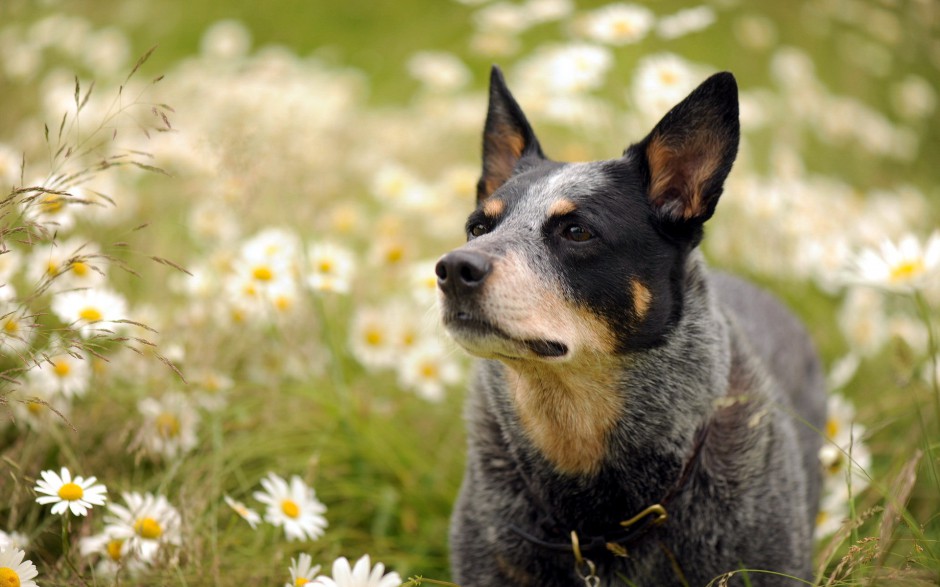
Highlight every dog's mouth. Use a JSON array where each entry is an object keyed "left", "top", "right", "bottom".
[{"left": 442, "top": 310, "right": 569, "bottom": 360}]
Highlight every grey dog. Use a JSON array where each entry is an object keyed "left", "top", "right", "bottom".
[{"left": 435, "top": 67, "right": 826, "bottom": 586}]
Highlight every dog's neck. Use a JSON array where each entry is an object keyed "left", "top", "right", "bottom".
[{"left": 493, "top": 253, "right": 732, "bottom": 478}]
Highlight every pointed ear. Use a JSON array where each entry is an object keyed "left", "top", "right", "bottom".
[
  {"left": 628, "top": 72, "right": 739, "bottom": 228},
  {"left": 477, "top": 65, "right": 545, "bottom": 204}
]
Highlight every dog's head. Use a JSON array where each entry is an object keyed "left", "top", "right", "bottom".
[{"left": 437, "top": 66, "right": 739, "bottom": 364}]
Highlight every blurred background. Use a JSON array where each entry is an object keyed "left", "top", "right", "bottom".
[{"left": 1, "top": 0, "right": 938, "bottom": 584}]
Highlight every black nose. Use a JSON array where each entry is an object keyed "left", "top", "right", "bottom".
[{"left": 436, "top": 250, "right": 492, "bottom": 296}]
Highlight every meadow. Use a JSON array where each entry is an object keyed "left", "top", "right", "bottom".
[{"left": 0, "top": 0, "right": 938, "bottom": 585}]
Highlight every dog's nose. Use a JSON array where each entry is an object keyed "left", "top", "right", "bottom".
[{"left": 436, "top": 250, "right": 492, "bottom": 296}]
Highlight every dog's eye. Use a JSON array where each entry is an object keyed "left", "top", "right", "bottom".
[
  {"left": 468, "top": 223, "right": 488, "bottom": 238},
  {"left": 563, "top": 224, "right": 593, "bottom": 242}
]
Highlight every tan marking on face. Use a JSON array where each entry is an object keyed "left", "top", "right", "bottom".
[
  {"left": 632, "top": 278, "right": 652, "bottom": 320},
  {"left": 474, "top": 251, "right": 622, "bottom": 475},
  {"left": 646, "top": 131, "right": 721, "bottom": 220},
  {"left": 482, "top": 252, "right": 616, "bottom": 357},
  {"left": 547, "top": 198, "right": 577, "bottom": 218},
  {"left": 482, "top": 197, "right": 505, "bottom": 218}
]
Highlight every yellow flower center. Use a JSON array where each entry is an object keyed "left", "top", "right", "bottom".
[
  {"left": 134, "top": 517, "right": 163, "bottom": 539},
  {"left": 384, "top": 246, "right": 404, "bottom": 265},
  {"left": 27, "top": 401, "right": 43, "bottom": 415},
  {"left": 58, "top": 481, "right": 84, "bottom": 501},
  {"left": 826, "top": 452, "right": 845, "bottom": 474},
  {"left": 252, "top": 265, "right": 274, "bottom": 282},
  {"left": 53, "top": 360, "right": 71, "bottom": 378},
  {"left": 889, "top": 259, "right": 924, "bottom": 283},
  {"left": 274, "top": 295, "right": 292, "bottom": 312},
  {"left": 295, "top": 578, "right": 310, "bottom": 587},
  {"left": 660, "top": 70, "right": 679, "bottom": 86},
  {"left": 71, "top": 261, "right": 89, "bottom": 276},
  {"left": 106, "top": 539, "right": 124, "bottom": 561},
  {"left": 79, "top": 307, "right": 103, "bottom": 322},
  {"left": 46, "top": 261, "right": 60, "bottom": 276},
  {"left": 420, "top": 363, "right": 438, "bottom": 379},
  {"left": 280, "top": 499, "right": 300, "bottom": 519},
  {"left": 365, "top": 329, "right": 383, "bottom": 347},
  {"left": 3, "top": 319, "right": 18, "bottom": 333},
  {"left": 826, "top": 418, "right": 838, "bottom": 439},
  {"left": 614, "top": 19, "right": 636, "bottom": 36},
  {"left": 318, "top": 259, "right": 334, "bottom": 274},
  {"left": 0, "top": 567, "right": 21, "bottom": 587},
  {"left": 40, "top": 194, "right": 65, "bottom": 214},
  {"left": 155, "top": 412, "right": 181, "bottom": 438},
  {"left": 816, "top": 510, "right": 828, "bottom": 526}
]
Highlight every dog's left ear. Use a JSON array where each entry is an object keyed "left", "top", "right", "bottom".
[
  {"left": 477, "top": 65, "right": 545, "bottom": 204},
  {"left": 627, "top": 72, "right": 739, "bottom": 229}
]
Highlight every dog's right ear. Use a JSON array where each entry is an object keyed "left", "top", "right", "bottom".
[{"left": 477, "top": 65, "right": 545, "bottom": 204}]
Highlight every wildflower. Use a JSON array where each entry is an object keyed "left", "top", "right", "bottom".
[
  {"left": 253, "top": 473, "right": 328, "bottom": 542},
  {"left": 79, "top": 528, "right": 144, "bottom": 576},
  {"left": 631, "top": 53, "right": 698, "bottom": 120},
  {"left": 23, "top": 184, "right": 77, "bottom": 232},
  {"left": 0, "top": 303, "right": 36, "bottom": 356},
  {"left": 306, "top": 242, "right": 356, "bottom": 294},
  {"left": 10, "top": 386, "right": 72, "bottom": 429},
  {"left": 843, "top": 231, "right": 940, "bottom": 292},
  {"left": 223, "top": 495, "right": 261, "bottom": 529},
  {"left": 819, "top": 393, "right": 871, "bottom": 494},
  {"left": 398, "top": 342, "right": 461, "bottom": 402},
  {"left": 287, "top": 552, "right": 321, "bottom": 587},
  {"left": 136, "top": 393, "right": 200, "bottom": 460},
  {"left": 200, "top": 19, "right": 252, "bottom": 60},
  {"left": 50, "top": 288, "right": 129, "bottom": 338},
  {"left": 837, "top": 288, "right": 888, "bottom": 357},
  {"left": 0, "top": 531, "right": 28, "bottom": 551},
  {"left": 34, "top": 467, "right": 107, "bottom": 516},
  {"left": 656, "top": 6, "right": 716, "bottom": 40},
  {"left": 102, "top": 492, "right": 182, "bottom": 562},
  {"left": 581, "top": 3, "right": 655, "bottom": 46},
  {"left": 190, "top": 368, "right": 234, "bottom": 411},
  {"left": 0, "top": 547, "right": 38, "bottom": 587},
  {"left": 407, "top": 51, "right": 471, "bottom": 93},
  {"left": 409, "top": 260, "right": 440, "bottom": 307},
  {"left": 312, "top": 554, "right": 401, "bottom": 587},
  {"left": 349, "top": 307, "right": 398, "bottom": 370},
  {"left": 26, "top": 343, "right": 91, "bottom": 399},
  {"left": 518, "top": 43, "right": 613, "bottom": 95}
]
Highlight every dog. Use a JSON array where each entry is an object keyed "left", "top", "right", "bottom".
[{"left": 435, "top": 66, "right": 826, "bottom": 586}]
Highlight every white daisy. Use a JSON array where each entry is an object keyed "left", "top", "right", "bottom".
[
  {"left": 407, "top": 51, "right": 471, "bottom": 93},
  {"left": 253, "top": 473, "right": 328, "bottom": 542},
  {"left": 26, "top": 343, "right": 91, "bottom": 399},
  {"left": 349, "top": 307, "right": 399, "bottom": 370},
  {"left": 102, "top": 492, "right": 182, "bottom": 563},
  {"left": 397, "top": 342, "right": 461, "bottom": 402},
  {"left": 223, "top": 495, "right": 261, "bottom": 529},
  {"left": 0, "top": 531, "right": 28, "bottom": 551},
  {"left": 9, "top": 385, "right": 72, "bottom": 429},
  {"left": 306, "top": 241, "right": 356, "bottom": 294},
  {"left": 409, "top": 260, "right": 441, "bottom": 308},
  {"left": 631, "top": 53, "right": 699, "bottom": 120},
  {"left": 34, "top": 466, "right": 107, "bottom": 516},
  {"left": 844, "top": 231, "right": 940, "bottom": 292},
  {"left": 0, "top": 547, "right": 38, "bottom": 587},
  {"left": 286, "top": 552, "right": 321, "bottom": 587},
  {"left": 312, "top": 554, "right": 401, "bottom": 587},
  {"left": 22, "top": 183, "right": 77, "bottom": 232},
  {"left": 581, "top": 3, "right": 655, "bottom": 46},
  {"left": 50, "top": 287, "right": 129, "bottom": 338},
  {"left": 79, "top": 528, "right": 144, "bottom": 576},
  {"left": 0, "top": 302, "right": 36, "bottom": 356},
  {"left": 656, "top": 6, "right": 716, "bottom": 40},
  {"left": 819, "top": 393, "right": 872, "bottom": 494},
  {"left": 135, "top": 393, "right": 200, "bottom": 460}
]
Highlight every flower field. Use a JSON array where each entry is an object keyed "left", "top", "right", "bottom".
[{"left": 1, "top": 0, "right": 939, "bottom": 585}]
